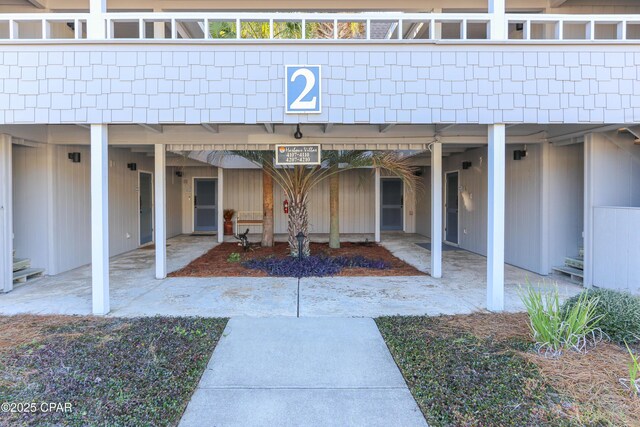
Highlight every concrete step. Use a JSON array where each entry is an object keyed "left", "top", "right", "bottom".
[
  {"left": 13, "top": 258, "right": 30, "bottom": 272},
  {"left": 552, "top": 265, "right": 584, "bottom": 283},
  {"left": 13, "top": 268, "right": 45, "bottom": 284},
  {"left": 564, "top": 257, "right": 584, "bottom": 270}
]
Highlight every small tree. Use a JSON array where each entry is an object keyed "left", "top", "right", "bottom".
[{"left": 228, "top": 150, "right": 417, "bottom": 257}]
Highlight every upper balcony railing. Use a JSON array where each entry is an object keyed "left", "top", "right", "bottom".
[{"left": 1, "top": 12, "right": 640, "bottom": 42}]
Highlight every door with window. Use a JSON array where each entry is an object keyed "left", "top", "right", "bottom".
[
  {"left": 194, "top": 178, "right": 217, "bottom": 232},
  {"left": 139, "top": 172, "right": 153, "bottom": 245},
  {"left": 381, "top": 178, "right": 404, "bottom": 231},
  {"left": 445, "top": 171, "right": 459, "bottom": 244}
]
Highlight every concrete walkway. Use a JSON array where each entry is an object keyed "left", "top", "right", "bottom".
[{"left": 179, "top": 317, "right": 428, "bottom": 427}]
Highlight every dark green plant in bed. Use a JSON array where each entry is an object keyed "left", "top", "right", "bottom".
[{"left": 562, "top": 288, "right": 640, "bottom": 344}]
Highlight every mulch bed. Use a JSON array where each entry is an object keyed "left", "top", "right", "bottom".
[
  {"left": 169, "top": 241, "right": 426, "bottom": 277},
  {"left": 0, "top": 315, "right": 227, "bottom": 427},
  {"left": 377, "top": 313, "right": 640, "bottom": 427}
]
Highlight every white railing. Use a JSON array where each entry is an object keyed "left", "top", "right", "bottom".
[{"left": 1, "top": 12, "right": 639, "bottom": 42}]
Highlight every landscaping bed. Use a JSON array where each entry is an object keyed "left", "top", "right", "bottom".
[
  {"left": 169, "top": 241, "right": 425, "bottom": 277},
  {"left": 377, "top": 313, "right": 640, "bottom": 427},
  {"left": 0, "top": 315, "right": 227, "bottom": 427}
]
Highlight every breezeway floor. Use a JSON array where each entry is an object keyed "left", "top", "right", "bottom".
[{"left": 0, "top": 234, "right": 582, "bottom": 317}]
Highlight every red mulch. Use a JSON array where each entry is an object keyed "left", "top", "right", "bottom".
[{"left": 169, "top": 241, "right": 426, "bottom": 277}]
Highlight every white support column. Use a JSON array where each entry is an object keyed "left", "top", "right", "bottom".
[
  {"left": 87, "top": 0, "right": 106, "bottom": 40},
  {"left": 217, "top": 168, "right": 224, "bottom": 243},
  {"left": 487, "top": 124, "right": 506, "bottom": 312},
  {"left": 155, "top": 144, "right": 167, "bottom": 279},
  {"left": 0, "top": 135, "right": 13, "bottom": 293},
  {"left": 583, "top": 133, "right": 595, "bottom": 288},
  {"left": 91, "top": 125, "right": 109, "bottom": 315},
  {"left": 430, "top": 141, "right": 443, "bottom": 278},
  {"left": 488, "top": 0, "right": 506, "bottom": 40},
  {"left": 374, "top": 167, "right": 381, "bottom": 243}
]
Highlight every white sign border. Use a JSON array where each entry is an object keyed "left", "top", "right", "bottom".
[
  {"left": 275, "top": 144, "right": 322, "bottom": 166},
  {"left": 284, "top": 65, "right": 322, "bottom": 115}
]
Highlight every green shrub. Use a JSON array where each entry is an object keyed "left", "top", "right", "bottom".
[
  {"left": 520, "top": 285, "right": 602, "bottom": 355},
  {"left": 562, "top": 288, "right": 640, "bottom": 344},
  {"left": 624, "top": 342, "right": 639, "bottom": 396},
  {"left": 227, "top": 252, "right": 241, "bottom": 263}
]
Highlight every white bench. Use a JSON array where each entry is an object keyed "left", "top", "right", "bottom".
[{"left": 235, "top": 211, "right": 263, "bottom": 235}]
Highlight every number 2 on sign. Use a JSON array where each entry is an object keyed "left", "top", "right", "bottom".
[
  {"left": 290, "top": 69, "right": 317, "bottom": 110},
  {"left": 285, "top": 65, "right": 321, "bottom": 114}
]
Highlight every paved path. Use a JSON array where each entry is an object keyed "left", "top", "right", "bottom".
[{"left": 179, "top": 317, "right": 428, "bottom": 427}]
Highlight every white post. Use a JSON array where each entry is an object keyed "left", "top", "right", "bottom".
[
  {"left": 488, "top": 0, "right": 506, "bottom": 40},
  {"left": 155, "top": 144, "right": 166, "bottom": 279},
  {"left": 91, "top": 125, "right": 109, "bottom": 315},
  {"left": 374, "top": 167, "right": 381, "bottom": 243},
  {"left": 487, "top": 124, "right": 506, "bottom": 312},
  {"left": 583, "top": 133, "right": 595, "bottom": 287},
  {"left": 430, "top": 141, "right": 443, "bottom": 278},
  {"left": 0, "top": 135, "right": 13, "bottom": 293},
  {"left": 87, "top": 0, "right": 106, "bottom": 40},
  {"left": 217, "top": 168, "right": 224, "bottom": 243}
]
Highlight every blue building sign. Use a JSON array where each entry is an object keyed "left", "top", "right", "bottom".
[{"left": 285, "top": 65, "right": 321, "bottom": 114}]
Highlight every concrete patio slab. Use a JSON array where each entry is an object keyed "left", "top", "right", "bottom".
[
  {"left": 179, "top": 317, "right": 427, "bottom": 427},
  {"left": 0, "top": 233, "right": 583, "bottom": 317}
]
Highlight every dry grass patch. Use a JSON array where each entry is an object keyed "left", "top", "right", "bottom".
[{"left": 378, "top": 312, "right": 640, "bottom": 427}]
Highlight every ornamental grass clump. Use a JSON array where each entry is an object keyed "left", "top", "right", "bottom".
[
  {"left": 620, "top": 342, "right": 640, "bottom": 397},
  {"left": 520, "top": 285, "right": 603, "bottom": 357}
]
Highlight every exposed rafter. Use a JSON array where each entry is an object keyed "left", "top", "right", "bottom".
[
  {"left": 379, "top": 124, "right": 396, "bottom": 133},
  {"left": 25, "top": 0, "right": 46, "bottom": 9},
  {"left": 549, "top": 0, "right": 569, "bottom": 7},
  {"left": 547, "top": 125, "right": 621, "bottom": 143},
  {"left": 201, "top": 123, "right": 219, "bottom": 133},
  {"left": 138, "top": 124, "right": 163, "bottom": 133},
  {"left": 263, "top": 123, "right": 274, "bottom": 134}
]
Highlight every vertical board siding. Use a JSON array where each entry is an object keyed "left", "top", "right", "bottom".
[
  {"left": 273, "top": 169, "right": 375, "bottom": 234},
  {"left": 593, "top": 207, "right": 640, "bottom": 294},
  {"left": 444, "top": 145, "right": 545, "bottom": 274},
  {"left": 166, "top": 167, "right": 182, "bottom": 238},
  {"left": 546, "top": 143, "right": 584, "bottom": 271},
  {"left": 589, "top": 133, "right": 640, "bottom": 207},
  {"left": 12, "top": 145, "right": 50, "bottom": 271},
  {"left": 224, "top": 168, "right": 263, "bottom": 234},
  {"left": 414, "top": 167, "right": 431, "bottom": 238}
]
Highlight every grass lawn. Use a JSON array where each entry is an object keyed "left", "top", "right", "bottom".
[
  {"left": 377, "top": 313, "right": 640, "bottom": 427},
  {"left": 0, "top": 315, "right": 227, "bottom": 427}
]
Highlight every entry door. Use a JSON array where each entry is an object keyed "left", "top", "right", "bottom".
[
  {"left": 139, "top": 172, "right": 153, "bottom": 245},
  {"left": 194, "top": 178, "right": 217, "bottom": 232},
  {"left": 381, "top": 179, "right": 403, "bottom": 231},
  {"left": 445, "top": 171, "right": 459, "bottom": 244}
]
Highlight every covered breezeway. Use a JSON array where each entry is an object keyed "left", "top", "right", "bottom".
[
  {"left": 2, "top": 122, "right": 637, "bottom": 316},
  {"left": 0, "top": 233, "right": 582, "bottom": 317}
]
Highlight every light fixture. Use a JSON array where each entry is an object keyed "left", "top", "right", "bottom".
[
  {"left": 515, "top": 23, "right": 524, "bottom": 32},
  {"left": 462, "top": 161, "right": 472, "bottom": 170},
  {"left": 176, "top": 171, "right": 183, "bottom": 177},
  {"left": 294, "top": 124, "right": 303, "bottom": 140},
  {"left": 513, "top": 149, "right": 527, "bottom": 161},
  {"left": 127, "top": 163, "right": 137, "bottom": 171},
  {"left": 68, "top": 152, "right": 81, "bottom": 163}
]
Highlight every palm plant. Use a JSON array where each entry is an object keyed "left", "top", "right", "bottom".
[{"left": 216, "top": 150, "right": 417, "bottom": 257}]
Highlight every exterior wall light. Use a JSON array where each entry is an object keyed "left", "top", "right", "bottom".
[
  {"left": 176, "top": 171, "right": 183, "bottom": 177},
  {"left": 294, "top": 124, "right": 303, "bottom": 139},
  {"left": 462, "top": 161, "right": 472, "bottom": 170},
  {"left": 513, "top": 150, "right": 527, "bottom": 161},
  {"left": 68, "top": 152, "right": 81, "bottom": 163},
  {"left": 127, "top": 163, "right": 137, "bottom": 171}
]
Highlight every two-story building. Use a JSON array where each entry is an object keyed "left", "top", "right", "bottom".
[{"left": 1, "top": 0, "right": 639, "bottom": 315}]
